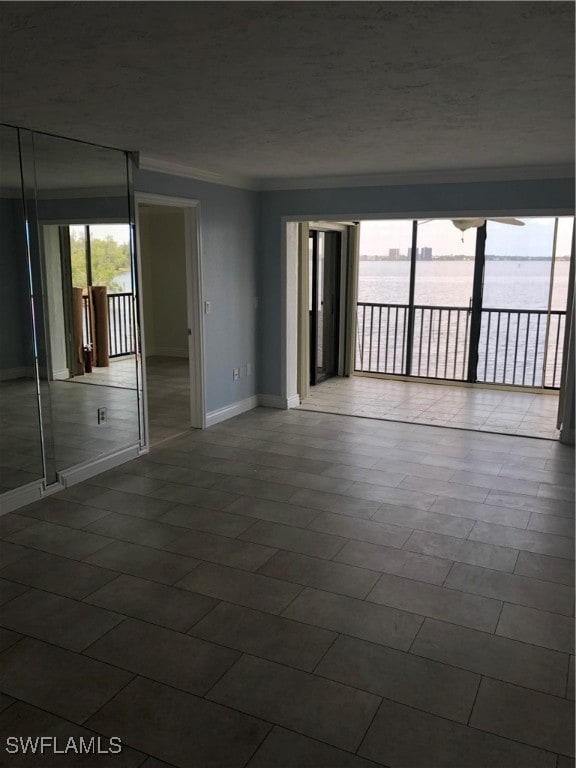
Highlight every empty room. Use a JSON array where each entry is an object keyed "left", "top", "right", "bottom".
[{"left": 0, "top": 3, "right": 574, "bottom": 767}]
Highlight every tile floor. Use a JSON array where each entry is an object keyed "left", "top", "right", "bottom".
[
  {"left": 0, "top": 377, "right": 139, "bottom": 493},
  {"left": 299, "top": 375, "right": 561, "bottom": 439},
  {"left": 72, "top": 356, "right": 139, "bottom": 389},
  {"left": 0, "top": 407, "right": 574, "bottom": 767},
  {"left": 0, "top": 356, "right": 191, "bottom": 494},
  {"left": 145, "top": 356, "right": 191, "bottom": 444}
]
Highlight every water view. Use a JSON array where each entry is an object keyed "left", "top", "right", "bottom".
[
  {"left": 358, "top": 259, "right": 570, "bottom": 310},
  {"left": 355, "top": 218, "right": 573, "bottom": 388}
]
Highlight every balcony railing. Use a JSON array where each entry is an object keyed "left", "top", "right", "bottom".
[
  {"left": 82, "top": 293, "right": 135, "bottom": 359},
  {"left": 356, "top": 302, "right": 566, "bottom": 389}
]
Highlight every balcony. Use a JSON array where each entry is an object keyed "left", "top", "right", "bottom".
[{"left": 356, "top": 302, "right": 566, "bottom": 389}]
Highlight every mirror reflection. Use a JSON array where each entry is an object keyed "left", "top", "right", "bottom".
[
  {"left": 26, "top": 131, "right": 140, "bottom": 473},
  {"left": 0, "top": 125, "right": 44, "bottom": 491}
]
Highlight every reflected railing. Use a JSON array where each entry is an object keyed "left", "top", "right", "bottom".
[
  {"left": 356, "top": 302, "right": 566, "bottom": 389},
  {"left": 82, "top": 293, "right": 135, "bottom": 358}
]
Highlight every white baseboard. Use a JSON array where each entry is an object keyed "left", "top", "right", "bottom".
[
  {"left": 52, "top": 368, "right": 70, "bottom": 381},
  {"left": 206, "top": 396, "right": 259, "bottom": 427},
  {"left": 258, "top": 394, "right": 300, "bottom": 409},
  {"left": 0, "top": 480, "right": 47, "bottom": 515},
  {"left": 1, "top": 444, "right": 142, "bottom": 514},
  {"left": 58, "top": 444, "right": 141, "bottom": 486},
  {"left": 0, "top": 367, "right": 31, "bottom": 381}
]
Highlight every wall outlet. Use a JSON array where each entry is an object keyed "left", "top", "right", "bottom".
[
  {"left": 97, "top": 407, "right": 107, "bottom": 424},
  {"left": 204, "top": 301, "right": 212, "bottom": 314},
  {"left": 233, "top": 368, "right": 240, "bottom": 381},
  {"left": 246, "top": 362, "right": 251, "bottom": 377}
]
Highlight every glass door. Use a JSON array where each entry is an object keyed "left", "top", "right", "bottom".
[
  {"left": 356, "top": 220, "right": 413, "bottom": 374},
  {"left": 480, "top": 217, "right": 573, "bottom": 388},
  {"left": 411, "top": 219, "right": 477, "bottom": 381}
]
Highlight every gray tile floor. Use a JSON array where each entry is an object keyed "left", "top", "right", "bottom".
[
  {"left": 145, "top": 355, "right": 191, "bottom": 445},
  {"left": 299, "top": 375, "right": 561, "bottom": 439},
  {"left": 0, "top": 407, "right": 574, "bottom": 767},
  {"left": 0, "top": 356, "right": 190, "bottom": 494},
  {"left": 0, "top": 376, "right": 139, "bottom": 492}
]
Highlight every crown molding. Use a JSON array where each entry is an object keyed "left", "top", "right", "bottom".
[
  {"left": 136, "top": 156, "right": 574, "bottom": 193},
  {"left": 255, "top": 164, "right": 575, "bottom": 191},
  {"left": 137, "top": 155, "right": 259, "bottom": 190}
]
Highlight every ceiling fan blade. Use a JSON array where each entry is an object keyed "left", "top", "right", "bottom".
[
  {"left": 451, "top": 218, "right": 485, "bottom": 232},
  {"left": 486, "top": 217, "right": 525, "bottom": 226},
  {"left": 451, "top": 217, "right": 526, "bottom": 233}
]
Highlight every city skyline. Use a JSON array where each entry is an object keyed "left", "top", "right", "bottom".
[{"left": 359, "top": 217, "right": 574, "bottom": 259}]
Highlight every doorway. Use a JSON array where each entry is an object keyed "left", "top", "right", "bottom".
[
  {"left": 298, "top": 215, "right": 574, "bottom": 440},
  {"left": 309, "top": 229, "right": 342, "bottom": 385},
  {"left": 135, "top": 194, "right": 205, "bottom": 446}
]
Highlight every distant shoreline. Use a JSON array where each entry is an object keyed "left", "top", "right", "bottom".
[{"left": 359, "top": 255, "right": 571, "bottom": 262}]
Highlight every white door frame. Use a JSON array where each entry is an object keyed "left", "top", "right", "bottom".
[{"left": 134, "top": 192, "right": 206, "bottom": 444}]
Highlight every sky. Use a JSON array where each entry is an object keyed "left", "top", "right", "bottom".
[
  {"left": 359, "top": 217, "right": 574, "bottom": 258},
  {"left": 73, "top": 217, "right": 574, "bottom": 259}
]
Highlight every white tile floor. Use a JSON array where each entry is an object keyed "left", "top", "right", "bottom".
[{"left": 300, "top": 375, "right": 561, "bottom": 440}]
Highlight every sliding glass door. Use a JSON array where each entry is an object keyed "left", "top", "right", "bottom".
[
  {"left": 479, "top": 217, "right": 573, "bottom": 388},
  {"left": 356, "top": 220, "right": 413, "bottom": 374},
  {"left": 411, "top": 219, "right": 476, "bottom": 381},
  {"left": 355, "top": 216, "right": 574, "bottom": 390}
]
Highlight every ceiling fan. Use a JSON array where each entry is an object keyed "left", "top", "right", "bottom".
[
  {"left": 450, "top": 217, "right": 525, "bottom": 233},
  {"left": 417, "top": 217, "right": 525, "bottom": 241}
]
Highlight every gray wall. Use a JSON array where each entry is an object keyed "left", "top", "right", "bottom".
[
  {"left": 133, "top": 169, "right": 259, "bottom": 414},
  {"left": 257, "top": 177, "right": 576, "bottom": 397}
]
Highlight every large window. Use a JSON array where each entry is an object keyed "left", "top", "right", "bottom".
[
  {"left": 355, "top": 216, "right": 574, "bottom": 388},
  {"left": 479, "top": 217, "right": 573, "bottom": 387},
  {"left": 357, "top": 220, "right": 413, "bottom": 373}
]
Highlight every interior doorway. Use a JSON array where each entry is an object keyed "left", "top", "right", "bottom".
[{"left": 135, "top": 194, "right": 205, "bottom": 446}]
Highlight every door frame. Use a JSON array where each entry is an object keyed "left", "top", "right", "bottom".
[{"left": 134, "top": 192, "right": 206, "bottom": 446}]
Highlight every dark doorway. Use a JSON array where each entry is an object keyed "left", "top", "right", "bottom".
[{"left": 309, "top": 229, "right": 342, "bottom": 385}]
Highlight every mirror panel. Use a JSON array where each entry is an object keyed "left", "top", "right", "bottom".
[
  {"left": 21, "top": 130, "right": 141, "bottom": 474},
  {"left": 0, "top": 125, "right": 45, "bottom": 491}
]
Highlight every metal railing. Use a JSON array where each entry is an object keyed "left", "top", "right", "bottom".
[
  {"left": 356, "top": 302, "right": 566, "bottom": 389},
  {"left": 477, "top": 308, "right": 565, "bottom": 389},
  {"left": 82, "top": 292, "right": 136, "bottom": 359}
]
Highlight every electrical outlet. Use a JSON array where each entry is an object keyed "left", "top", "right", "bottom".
[
  {"left": 97, "top": 407, "right": 107, "bottom": 424},
  {"left": 246, "top": 362, "right": 251, "bottom": 377},
  {"left": 233, "top": 368, "right": 240, "bottom": 381}
]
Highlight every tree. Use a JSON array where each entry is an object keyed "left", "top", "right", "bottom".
[{"left": 70, "top": 229, "right": 131, "bottom": 293}]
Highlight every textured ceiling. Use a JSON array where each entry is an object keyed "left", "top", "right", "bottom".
[{"left": 0, "top": 1, "right": 574, "bottom": 187}]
